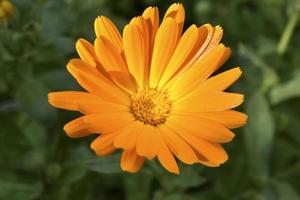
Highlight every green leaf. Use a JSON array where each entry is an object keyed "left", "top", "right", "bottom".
[
  {"left": 123, "top": 171, "right": 153, "bottom": 200},
  {"left": 272, "top": 181, "right": 300, "bottom": 200},
  {"left": 15, "top": 79, "right": 57, "bottom": 122},
  {"left": 238, "top": 44, "right": 279, "bottom": 93},
  {"left": 17, "top": 113, "right": 47, "bottom": 151},
  {"left": 85, "top": 154, "right": 121, "bottom": 174},
  {"left": 0, "top": 180, "right": 42, "bottom": 200},
  {"left": 244, "top": 92, "right": 275, "bottom": 178},
  {"left": 158, "top": 165, "right": 206, "bottom": 192},
  {"left": 270, "top": 73, "right": 300, "bottom": 104}
]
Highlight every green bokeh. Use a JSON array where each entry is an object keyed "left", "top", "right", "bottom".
[{"left": 1, "top": 0, "right": 300, "bottom": 199}]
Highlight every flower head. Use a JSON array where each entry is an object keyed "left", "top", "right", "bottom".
[{"left": 48, "top": 3, "right": 247, "bottom": 174}]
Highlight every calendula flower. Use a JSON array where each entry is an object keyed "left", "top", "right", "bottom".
[
  {"left": 48, "top": 3, "right": 247, "bottom": 174},
  {"left": 0, "top": 0, "right": 15, "bottom": 20}
]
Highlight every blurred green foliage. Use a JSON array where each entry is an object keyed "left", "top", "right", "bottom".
[{"left": 1, "top": 0, "right": 300, "bottom": 199}]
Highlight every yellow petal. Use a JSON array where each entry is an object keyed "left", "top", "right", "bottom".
[
  {"left": 94, "top": 16, "right": 123, "bottom": 53},
  {"left": 159, "top": 125, "right": 198, "bottom": 164},
  {"left": 136, "top": 125, "right": 159, "bottom": 159},
  {"left": 163, "top": 3, "right": 185, "bottom": 37},
  {"left": 63, "top": 116, "right": 93, "bottom": 138},
  {"left": 76, "top": 39, "right": 97, "bottom": 67},
  {"left": 113, "top": 121, "right": 144, "bottom": 150},
  {"left": 169, "top": 44, "right": 231, "bottom": 100},
  {"left": 158, "top": 25, "right": 200, "bottom": 87},
  {"left": 84, "top": 113, "right": 135, "bottom": 134},
  {"left": 174, "top": 92, "right": 244, "bottom": 112},
  {"left": 90, "top": 133, "right": 118, "bottom": 156},
  {"left": 120, "top": 149, "right": 144, "bottom": 173},
  {"left": 67, "top": 60, "right": 130, "bottom": 105},
  {"left": 166, "top": 115, "right": 235, "bottom": 143},
  {"left": 157, "top": 132, "right": 179, "bottom": 174},
  {"left": 149, "top": 18, "right": 178, "bottom": 88},
  {"left": 170, "top": 127, "right": 228, "bottom": 164},
  {"left": 123, "top": 23, "right": 149, "bottom": 88}
]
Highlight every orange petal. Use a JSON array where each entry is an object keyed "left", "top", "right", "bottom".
[
  {"left": 94, "top": 37, "right": 135, "bottom": 92},
  {"left": 157, "top": 132, "right": 179, "bottom": 174},
  {"left": 163, "top": 3, "right": 185, "bottom": 37},
  {"left": 136, "top": 125, "right": 159, "bottom": 159},
  {"left": 63, "top": 116, "right": 93, "bottom": 138},
  {"left": 202, "top": 25, "right": 223, "bottom": 56},
  {"left": 159, "top": 125, "right": 198, "bottom": 164},
  {"left": 170, "top": 127, "right": 228, "bottom": 164},
  {"left": 77, "top": 100, "right": 129, "bottom": 114},
  {"left": 76, "top": 39, "right": 97, "bottom": 67},
  {"left": 68, "top": 58, "right": 106, "bottom": 79},
  {"left": 149, "top": 18, "right": 178, "bottom": 88},
  {"left": 123, "top": 22, "right": 149, "bottom": 88},
  {"left": 94, "top": 16, "right": 123, "bottom": 53},
  {"left": 84, "top": 113, "right": 135, "bottom": 134},
  {"left": 169, "top": 44, "right": 231, "bottom": 100},
  {"left": 176, "top": 110, "right": 248, "bottom": 129},
  {"left": 184, "top": 25, "right": 223, "bottom": 68},
  {"left": 195, "top": 151, "right": 221, "bottom": 167},
  {"left": 48, "top": 91, "right": 128, "bottom": 114},
  {"left": 192, "top": 67, "right": 242, "bottom": 95},
  {"left": 174, "top": 92, "right": 244, "bottom": 113},
  {"left": 161, "top": 25, "right": 210, "bottom": 88},
  {"left": 48, "top": 91, "right": 100, "bottom": 111},
  {"left": 90, "top": 133, "right": 118, "bottom": 156},
  {"left": 142, "top": 6, "right": 159, "bottom": 43},
  {"left": 94, "top": 37, "right": 127, "bottom": 72},
  {"left": 159, "top": 25, "right": 200, "bottom": 87},
  {"left": 166, "top": 115, "right": 235, "bottom": 143},
  {"left": 120, "top": 149, "right": 144, "bottom": 173},
  {"left": 67, "top": 60, "right": 130, "bottom": 105},
  {"left": 113, "top": 121, "right": 144, "bottom": 150}
]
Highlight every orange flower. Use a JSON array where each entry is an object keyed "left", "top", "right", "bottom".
[{"left": 48, "top": 3, "right": 247, "bottom": 174}]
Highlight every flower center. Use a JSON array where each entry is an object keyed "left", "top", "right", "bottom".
[{"left": 130, "top": 88, "right": 172, "bottom": 126}]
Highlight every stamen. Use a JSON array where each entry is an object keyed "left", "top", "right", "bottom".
[{"left": 130, "top": 88, "right": 172, "bottom": 126}]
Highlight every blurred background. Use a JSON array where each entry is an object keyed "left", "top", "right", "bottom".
[{"left": 1, "top": 0, "right": 300, "bottom": 199}]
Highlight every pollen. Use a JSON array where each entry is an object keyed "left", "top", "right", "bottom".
[{"left": 130, "top": 88, "right": 172, "bottom": 126}]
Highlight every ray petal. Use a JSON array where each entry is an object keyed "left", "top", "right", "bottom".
[
  {"left": 84, "top": 113, "right": 135, "bottom": 134},
  {"left": 136, "top": 125, "right": 159, "bottom": 159},
  {"left": 94, "top": 16, "right": 123, "bottom": 53},
  {"left": 120, "top": 149, "right": 144, "bottom": 173},
  {"left": 157, "top": 132, "right": 179, "bottom": 174},
  {"left": 76, "top": 39, "right": 97, "bottom": 67},
  {"left": 159, "top": 125, "right": 198, "bottom": 164},
  {"left": 163, "top": 3, "right": 185, "bottom": 37},
  {"left": 90, "top": 133, "right": 118, "bottom": 156},
  {"left": 166, "top": 115, "right": 235, "bottom": 143},
  {"left": 149, "top": 18, "right": 178, "bottom": 88},
  {"left": 123, "top": 23, "right": 149, "bottom": 88},
  {"left": 67, "top": 60, "right": 130, "bottom": 105}
]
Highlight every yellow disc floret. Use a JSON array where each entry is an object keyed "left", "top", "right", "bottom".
[{"left": 130, "top": 88, "right": 172, "bottom": 126}]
